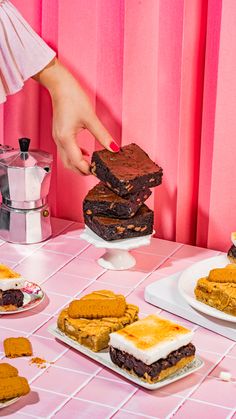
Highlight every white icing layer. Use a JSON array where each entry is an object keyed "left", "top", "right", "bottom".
[
  {"left": 0, "top": 277, "right": 25, "bottom": 291},
  {"left": 109, "top": 315, "right": 194, "bottom": 365}
]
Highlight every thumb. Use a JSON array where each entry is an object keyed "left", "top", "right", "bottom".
[{"left": 85, "top": 114, "right": 120, "bottom": 152}]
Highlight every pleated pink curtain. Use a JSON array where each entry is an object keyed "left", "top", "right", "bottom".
[{"left": 0, "top": 0, "right": 234, "bottom": 251}]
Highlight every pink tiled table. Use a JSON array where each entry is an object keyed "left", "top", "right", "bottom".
[{"left": 0, "top": 218, "right": 235, "bottom": 419}]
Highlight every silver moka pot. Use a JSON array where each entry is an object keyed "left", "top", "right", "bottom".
[{"left": 0, "top": 138, "right": 53, "bottom": 244}]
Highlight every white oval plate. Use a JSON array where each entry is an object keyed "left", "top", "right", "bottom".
[
  {"left": 48, "top": 324, "right": 204, "bottom": 390},
  {"left": 0, "top": 281, "right": 45, "bottom": 315},
  {"left": 178, "top": 255, "right": 236, "bottom": 323},
  {"left": 0, "top": 397, "right": 20, "bottom": 409}
]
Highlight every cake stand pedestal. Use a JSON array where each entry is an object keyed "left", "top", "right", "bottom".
[{"left": 80, "top": 226, "right": 153, "bottom": 270}]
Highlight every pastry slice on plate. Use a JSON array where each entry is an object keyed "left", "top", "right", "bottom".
[
  {"left": 0, "top": 265, "right": 25, "bottom": 311},
  {"left": 195, "top": 274, "right": 236, "bottom": 316},
  {"left": 109, "top": 314, "right": 196, "bottom": 383}
]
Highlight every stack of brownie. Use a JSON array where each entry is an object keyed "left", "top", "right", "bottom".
[{"left": 83, "top": 143, "right": 163, "bottom": 241}]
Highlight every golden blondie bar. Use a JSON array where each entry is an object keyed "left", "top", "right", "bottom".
[
  {"left": 58, "top": 303, "right": 139, "bottom": 352},
  {"left": 195, "top": 276, "right": 236, "bottom": 316}
]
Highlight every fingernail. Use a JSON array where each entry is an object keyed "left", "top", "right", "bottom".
[{"left": 110, "top": 141, "right": 120, "bottom": 152}]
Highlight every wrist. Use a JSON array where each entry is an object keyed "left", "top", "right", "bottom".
[{"left": 32, "top": 58, "right": 76, "bottom": 99}]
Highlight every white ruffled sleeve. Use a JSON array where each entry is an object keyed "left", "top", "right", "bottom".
[{"left": 0, "top": 0, "right": 56, "bottom": 103}]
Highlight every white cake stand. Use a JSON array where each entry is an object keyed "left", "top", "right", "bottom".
[{"left": 80, "top": 226, "right": 153, "bottom": 270}]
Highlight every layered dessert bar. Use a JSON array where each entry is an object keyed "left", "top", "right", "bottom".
[
  {"left": 195, "top": 273, "right": 236, "bottom": 316},
  {"left": 91, "top": 143, "right": 163, "bottom": 196},
  {"left": 109, "top": 314, "right": 196, "bottom": 383},
  {"left": 83, "top": 182, "right": 151, "bottom": 219},
  {"left": 57, "top": 303, "right": 139, "bottom": 352},
  {"left": 68, "top": 290, "right": 127, "bottom": 319},
  {"left": 0, "top": 265, "right": 25, "bottom": 311},
  {"left": 84, "top": 204, "right": 154, "bottom": 241}
]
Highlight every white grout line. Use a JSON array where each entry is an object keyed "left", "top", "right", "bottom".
[
  {"left": 166, "top": 340, "right": 236, "bottom": 418},
  {"left": 47, "top": 367, "right": 104, "bottom": 418},
  {"left": 226, "top": 408, "right": 236, "bottom": 419},
  {"left": 117, "top": 409, "right": 159, "bottom": 419},
  {"left": 28, "top": 347, "right": 69, "bottom": 385},
  {"left": 186, "top": 397, "right": 234, "bottom": 411},
  {"left": 107, "top": 388, "right": 139, "bottom": 418}
]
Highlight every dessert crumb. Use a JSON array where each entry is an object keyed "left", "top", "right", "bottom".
[{"left": 29, "top": 357, "right": 47, "bottom": 369}]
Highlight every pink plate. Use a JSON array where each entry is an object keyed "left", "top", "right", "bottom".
[{"left": 0, "top": 281, "right": 45, "bottom": 315}]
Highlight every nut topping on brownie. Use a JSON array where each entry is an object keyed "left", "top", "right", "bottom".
[{"left": 91, "top": 143, "right": 163, "bottom": 196}]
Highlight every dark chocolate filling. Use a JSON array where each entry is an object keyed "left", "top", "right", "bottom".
[
  {"left": 0, "top": 289, "right": 24, "bottom": 307},
  {"left": 228, "top": 245, "right": 236, "bottom": 258},
  {"left": 109, "top": 343, "right": 195, "bottom": 379}
]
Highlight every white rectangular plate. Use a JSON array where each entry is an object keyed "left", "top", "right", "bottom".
[{"left": 48, "top": 324, "right": 204, "bottom": 390}]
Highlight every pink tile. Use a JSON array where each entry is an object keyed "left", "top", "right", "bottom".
[
  {"left": 196, "top": 350, "right": 222, "bottom": 376},
  {"left": 51, "top": 217, "right": 74, "bottom": 236},
  {"left": 61, "top": 222, "right": 85, "bottom": 238},
  {"left": 0, "top": 242, "right": 42, "bottom": 262},
  {"left": 228, "top": 344, "right": 236, "bottom": 358},
  {"left": 32, "top": 292, "right": 71, "bottom": 316},
  {"left": 135, "top": 237, "right": 182, "bottom": 256},
  {"left": 55, "top": 398, "right": 114, "bottom": 419},
  {"left": 192, "top": 328, "right": 233, "bottom": 354},
  {"left": 114, "top": 411, "right": 152, "bottom": 419},
  {"left": 42, "top": 236, "right": 88, "bottom": 256},
  {"left": 0, "top": 357, "right": 44, "bottom": 382},
  {"left": 126, "top": 288, "right": 161, "bottom": 314},
  {"left": 0, "top": 259, "right": 16, "bottom": 267},
  {"left": 160, "top": 372, "right": 203, "bottom": 398},
  {"left": 123, "top": 389, "right": 183, "bottom": 418},
  {"left": 76, "top": 281, "right": 132, "bottom": 299},
  {"left": 0, "top": 311, "right": 50, "bottom": 333},
  {"left": 33, "top": 317, "right": 60, "bottom": 340},
  {"left": 75, "top": 377, "right": 135, "bottom": 407},
  {"left": 173, "top": 245, "right": 219, "bottom": 262},
  {"left": 6, "top": 387, "right": 67, "bottom": 417},
  {"left": 78, "top": 246, "right": 106, "bottom": 260},
  {"left": 210, "top": 356, "right": 236, "bottom": 380},
  {"left": 148, "top": 257, "right": 193, "bottom": 279},
  {"left": 97, "top": 366, "right": 138, "bottom": 386},
  {"left": 54, "top": 348, "right": 100, "bottom": 375},
  {"left": 130, "top": 252, "right": 166, "bottom": 273},
  {"left": 32, "top": 366, "right": 90, "bottom": 395},
  {"left": 97, "top": 270, "right": 146, "bottom": 288},
  {"left": 191, "top": 376, "right": 236, "bottom": 408},
  {"left": 15, "top": 250, "right": 73, "bottom": 283},
  {"left": 26, "top": 335, "right": 68, "bottom": 363},
  {"left": 42, "top": 272, "right": 92, "bottom": 296},
  {"left": 174, "top": 399, "right": 231, "bottom": 419},
  {"left": 61, "top": 257, "right": 105, "bottom": 279}
]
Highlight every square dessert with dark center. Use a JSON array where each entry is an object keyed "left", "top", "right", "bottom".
[{"left": 91, "top": 143, "right": 163, "bottom": 196}]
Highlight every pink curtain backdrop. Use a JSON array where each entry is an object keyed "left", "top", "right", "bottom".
[{"left": 0, "top": 0, "right": 235, "bottom": 252}]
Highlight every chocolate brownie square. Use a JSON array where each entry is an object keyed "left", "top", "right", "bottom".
[
  {"left": 84, "top": 204, "right": 154, "bottom": 241},
  {"left": 83, "top": 182, "right": 151, "bottom": 219},
  {"left": 91, "top": 143, "right": 163, "bottom": 196}
]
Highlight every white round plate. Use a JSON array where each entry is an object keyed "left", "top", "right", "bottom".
[
  {"left": 0, "top": 397, "right": 20, "bottom": 408},
  {"left": 178, "top": 255, "right": 236, "bottom": 323},
  {"left": 0, "top": 281, "right": 45, "bottom": 315}
]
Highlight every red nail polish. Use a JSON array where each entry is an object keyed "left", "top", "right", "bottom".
[{"left": 110, "top": 141, "right": 120, "bottom": 152}]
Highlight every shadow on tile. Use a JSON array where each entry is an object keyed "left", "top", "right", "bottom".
[{"left": 0, "top": 391, "right": 39, "bottom": 417}]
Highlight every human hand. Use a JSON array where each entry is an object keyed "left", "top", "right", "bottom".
[{"left": 33, "top": 59, "right": 120, "bottom": 174}]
